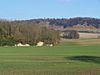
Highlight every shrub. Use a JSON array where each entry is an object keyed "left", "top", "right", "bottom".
[{"left": 0, "top": 39, "right": 16, "bottom": 46}]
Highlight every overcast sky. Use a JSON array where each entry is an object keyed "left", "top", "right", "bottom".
[{"left": 0, "top": 0, "right": 100, "bottom": 20}]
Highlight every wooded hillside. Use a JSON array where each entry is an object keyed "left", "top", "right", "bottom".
[{"left": 23, "top": 17, "right": 100, "bottom": 29}]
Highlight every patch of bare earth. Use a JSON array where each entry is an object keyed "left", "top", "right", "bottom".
[{"left": 79, "top": 33, "right": 100, "bottom": 39}]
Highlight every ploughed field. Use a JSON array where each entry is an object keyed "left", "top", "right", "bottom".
[{"left": 0, "top": 39, "right": 100, "bottom": 75}]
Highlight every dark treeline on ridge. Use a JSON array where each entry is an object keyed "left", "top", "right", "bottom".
[{"left": 23, "top": 17, "right": 100, "bottom": 28}]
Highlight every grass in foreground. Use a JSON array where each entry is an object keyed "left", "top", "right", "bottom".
[{"left": 0, "top": 39, "right": 100, "bottom": 75}]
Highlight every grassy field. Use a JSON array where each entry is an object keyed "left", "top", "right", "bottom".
[{"left": 0, "top": 39, "right": 100, "bottom": 75}]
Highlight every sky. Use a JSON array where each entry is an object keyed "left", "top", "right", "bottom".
[{"left": 0, "top": 0, "right": 100, "bottom": 20}]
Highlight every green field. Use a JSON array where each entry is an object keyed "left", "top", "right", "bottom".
[{"left": 0, "top": 40, "right": 100, "bottom": 75}]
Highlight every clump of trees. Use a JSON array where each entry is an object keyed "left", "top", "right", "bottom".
[
  {"left": 67, "top": 30, "right": 79, "bottom": 39},
  {"left": 0, "top": 20, "right": 60, "bottom": 46},
  {"left": 63, "top": 30, "right": 79, "bottom": 39}
]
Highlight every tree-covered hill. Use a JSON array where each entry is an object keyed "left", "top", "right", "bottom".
[{"left": 23, "top": 17, "right": 100, "bottom": 29}]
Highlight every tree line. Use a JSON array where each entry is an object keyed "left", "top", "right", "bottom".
[
  {"left": 24, "top": 17, "right": 100, "bottom": 28},
  {"left": 1, "top": 17, "right": 93, "bottom": 46},
  {"left": 0, "top": 20, "right": 60, "bottom": 46}
]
